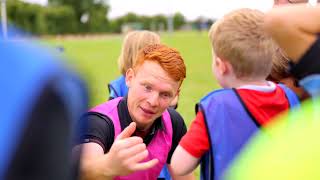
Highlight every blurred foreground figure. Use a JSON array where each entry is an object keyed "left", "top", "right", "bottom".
[
  {"left": 0, "top": 37, "right": 88, "bottom": 180},
  {"left": 224, "top": 98, "right": 320, "bottom": 180}
]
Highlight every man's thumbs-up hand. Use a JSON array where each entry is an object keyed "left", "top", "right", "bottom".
[{"left": 104, "top": 122, "right": 159, "bottom": 177}]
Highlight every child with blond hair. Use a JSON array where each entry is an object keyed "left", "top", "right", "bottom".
[{"left": 171, "top": 8, "right": 299, "bottom": 180}]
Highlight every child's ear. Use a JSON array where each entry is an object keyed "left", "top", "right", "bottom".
[
  {"left": 217, "top": 57, "right": 234, "bottom": 75},
  {"left": 216, "top": 57, "right": 227, "bottom": 75},
  {"left": 125, "top": 68, "right": 135, "bottom": 87}
]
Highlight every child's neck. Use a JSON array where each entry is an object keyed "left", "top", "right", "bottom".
[{"left": 226, "top": 78, "right": 269, "bottom": 89}]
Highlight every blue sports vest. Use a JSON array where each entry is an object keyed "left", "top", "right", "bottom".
[
  {"left": 0, "top": 41, "right": 87, "bottom": 179},
  {"left": 199, "top": 85, "right": 300, "bottom": 180},
  {"left": 108, "top": 75, "right": 128, "bottom": 99}
]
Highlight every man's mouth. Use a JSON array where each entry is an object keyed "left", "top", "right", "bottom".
[{"left": 140, "top": 107, "right": 156, "bottom": 115}]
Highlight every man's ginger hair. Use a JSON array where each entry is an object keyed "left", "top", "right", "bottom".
[{"left": 133, "top": 44, "right": 186, "bottom": 84}]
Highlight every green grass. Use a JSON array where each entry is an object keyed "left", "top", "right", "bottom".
[{"left": 46, "top": 31, "right": 219, "bottom": 125}]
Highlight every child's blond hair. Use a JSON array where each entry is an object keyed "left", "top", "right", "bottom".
[
  {"left": 209, "top": 8, "right": 276, "bottom": 80},
  {"left": 118, "top": 30, "right": 160, "bottom": 75}
]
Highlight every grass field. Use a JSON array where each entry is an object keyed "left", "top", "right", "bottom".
[{"left": 46, "top": 31, "right": 220, "bottom": 127}]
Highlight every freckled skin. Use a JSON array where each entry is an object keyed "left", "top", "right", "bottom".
[{"left": 125, "top": 61, "right": 180, "bottom": 130}]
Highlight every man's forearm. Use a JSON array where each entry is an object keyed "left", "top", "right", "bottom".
[{"left": 80, "top": 156, "right": 114, "bottom": 180}]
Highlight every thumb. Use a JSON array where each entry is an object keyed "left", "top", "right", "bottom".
[{"left": 116, "top": 122, "right": 136, "bottom": 140}]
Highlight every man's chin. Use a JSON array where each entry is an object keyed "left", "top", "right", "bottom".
[{"left": 135, "top": 115, "right": 156, "bottom": 127}]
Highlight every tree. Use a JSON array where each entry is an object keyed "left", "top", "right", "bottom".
[
  {"left": 48, "top": 0, "right": 110, "bottom": 32},
  {"left": 6, "top": 0, "right": 45, "bottom": 34},
  {"left": 44, "top": 6, "right": 77, "bottom": 34},
  {"left": 121, "top": 12, "right": 140, "bottom": 23},
  {"left": 173, "top": 12, "right": 186, "bottom": 30},
  {"left": 140, "top": 16, "right": 153, "bottom": 30},
  {"left": 86, "top": 3, "right": 109, "bottom": 32},
  {"left": 152, "top": 14, "right": 167, "bottom": 31}
]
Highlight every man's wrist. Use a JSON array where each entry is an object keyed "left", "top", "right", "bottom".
[
  {"left": 80, "top": 155, "right": 114, "bottom": 180},
  {"left": 100, "top": 154, "right": 116, "bottom": 179}
]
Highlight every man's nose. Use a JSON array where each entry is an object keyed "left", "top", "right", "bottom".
[{"left": 147, "top": 92, "right": 159, "bottom": 107}]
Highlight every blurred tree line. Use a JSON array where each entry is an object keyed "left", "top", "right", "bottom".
[{"left": 2, "top": 0, "right": 214, "bottom": 35}]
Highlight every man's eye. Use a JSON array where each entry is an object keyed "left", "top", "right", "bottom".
[
  {"left": 144, "top": 85, "right": 152, "bottom": 91},
  {"left": 161, "top": 93, "right": 171, "bottom": 98}
]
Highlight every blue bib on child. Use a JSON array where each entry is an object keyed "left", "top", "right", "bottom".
[
  {"left": 199, "top": 85, "right": 299, "bottom": 180},
  {"left": 108, "top": 75, "right": 128, "bottom": 99}
]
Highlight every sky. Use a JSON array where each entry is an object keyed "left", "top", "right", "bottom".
[{"left": 22, "top": 0, "right": 274, "bottom": 20}]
